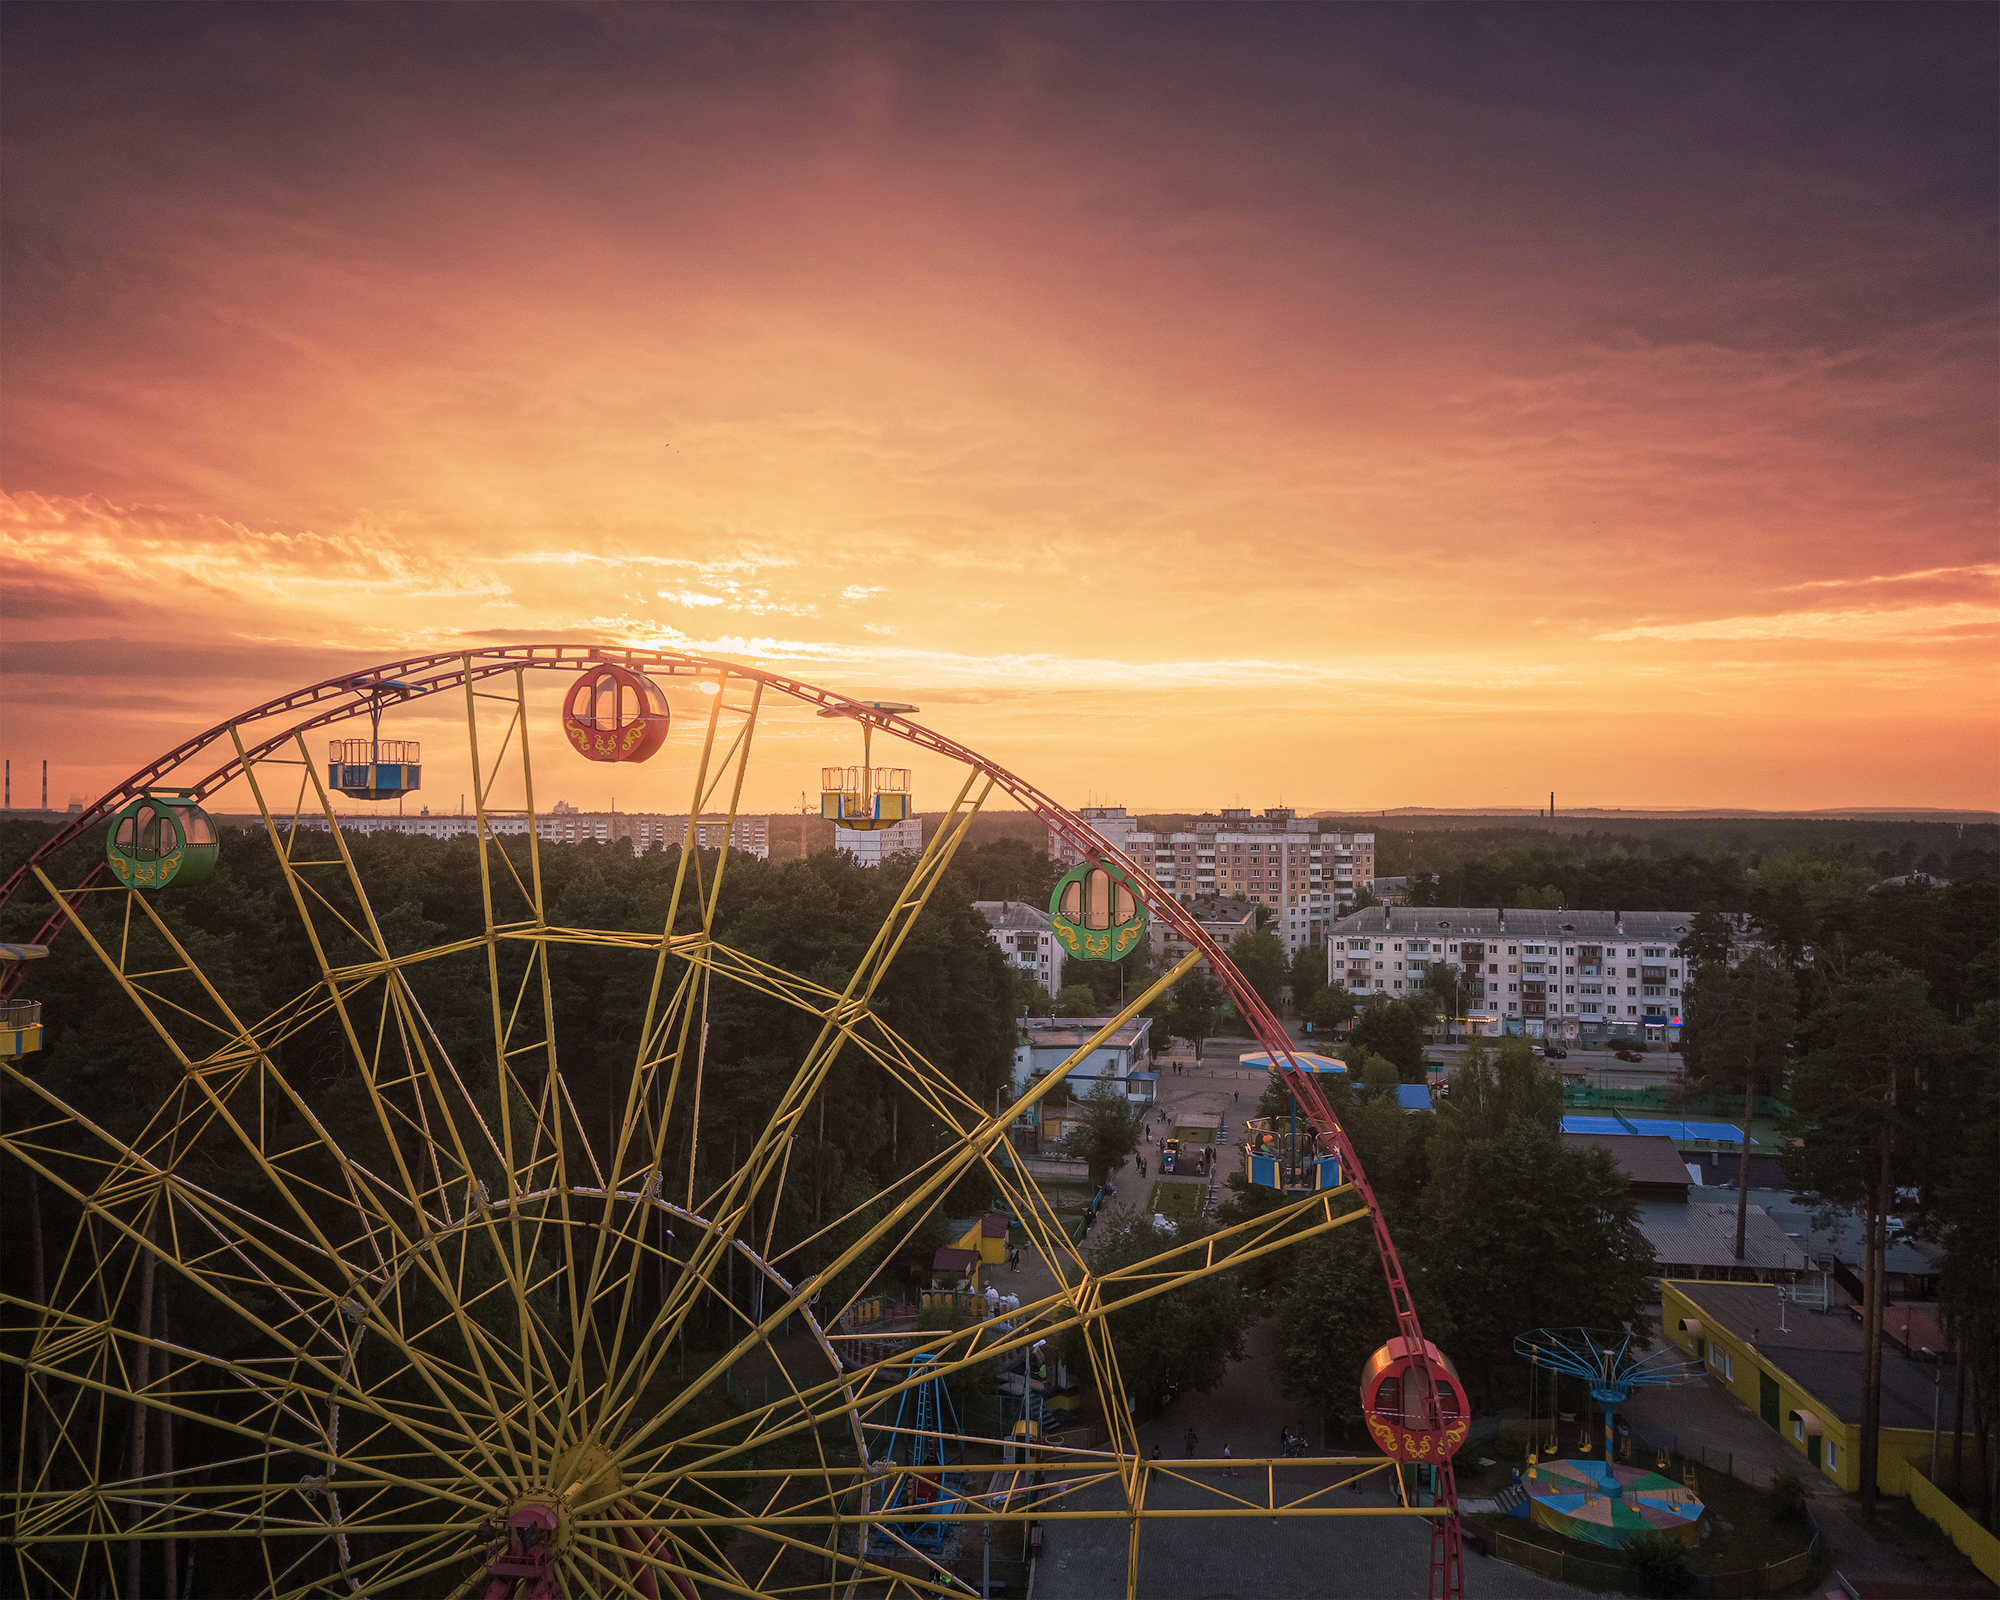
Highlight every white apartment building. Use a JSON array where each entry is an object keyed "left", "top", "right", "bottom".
[
  {"left": 975, "top": 900, "right": 1066, "bottom": 997},
  {"left": 834, "top": 815, "right": 923, "bottom": 867},
  {"left": 1051, "top": 807, "right": 1376, "bottom": 955},
  {"left": 1328, "top": 907, "right": 1694, "bottom": 1043},
  {"left": 540, "top": 802, "right": 770, "bottom": 857},
  {"left": 300, "top": 804, "right": 770, "bottom": 855},
  {"left": 308, "top": 810, "right": 528, "bottom": 840}
]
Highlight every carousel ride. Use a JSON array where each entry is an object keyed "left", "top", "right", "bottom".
[
  {"left": 0, "top": 644, "right": 1469, "bottom": 1599},
  {"left": 1513, "top": 1328, "right": 1705, "bottom": 1549}
]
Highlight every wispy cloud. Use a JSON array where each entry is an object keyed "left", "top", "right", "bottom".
[
  {"left": 1779, "top": 563, "right": 2000, "bottom": 593},
  {"left": 1596, "top": 603, "right": 2000, "bottom": 644}
]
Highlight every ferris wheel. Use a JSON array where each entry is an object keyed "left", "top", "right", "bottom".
[{"left": 0, "top": 644, "right": 1467, "bottom": 1600}]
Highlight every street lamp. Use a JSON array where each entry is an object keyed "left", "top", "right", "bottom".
[{"left": 1922, "top": 1347, "right": 1943, "bottom": 1483}]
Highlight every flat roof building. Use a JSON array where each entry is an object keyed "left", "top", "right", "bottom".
[
  {"left": 1329, "top": 906, "right": 1694, "bottom": 1043},
  {"left": 1663, "top": 1280, "right": 1960, "bottom": 1499}
]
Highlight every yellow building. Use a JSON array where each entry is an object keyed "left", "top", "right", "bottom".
[{"left": 1662, "top": 1281, "right": 2000, "bottom": 1583}]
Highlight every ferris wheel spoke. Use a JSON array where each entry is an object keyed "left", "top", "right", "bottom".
[{"left": 7, "top": 1067, "right": 563, "bottom": 1487}]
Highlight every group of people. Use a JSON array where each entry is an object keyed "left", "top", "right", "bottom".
[{"left": 983, "top": 1282, "right": 1022, "bottom": 1321}]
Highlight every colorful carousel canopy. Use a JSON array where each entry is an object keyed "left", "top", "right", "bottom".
[{"left": 1238, "top": 1050, "right": 1346, "bottom": 1073}]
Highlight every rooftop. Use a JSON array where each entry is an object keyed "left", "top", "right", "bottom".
[
  {"left": 1021, "top": 1016, "right": 1152, "bottom": 1051},
  {"left": 1563, "top": 1132, "right": 1694, "bottom": 1193},
  {"left": 1671, "top": 1280, "right": 1946, "bottom": 1429},
  {"left": 1173, "top": 895, "right": 1258, "bottom": 923},
  {"left": 975, "top": 900, "right": 1056, "bottom": 932},
  {"left": 1333, "top": 907, "right": 1697, "bottom": 940},
  {"left": 1636, "top": 1201, "right": 1813, "bottom": 1273}
]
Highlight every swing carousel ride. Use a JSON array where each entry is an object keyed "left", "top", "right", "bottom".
[{"left": 1, "top": 644, "right": 1467, "bottom": 1599}]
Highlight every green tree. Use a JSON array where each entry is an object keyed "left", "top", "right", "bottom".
[
  {"left": 1011, "top": 971, "right": 1055, "bottom": 1017},
  {"left": 1305, "top": 983, "right": 1357, "bottom": 1036},
  {"left": 1421, "top": 960, "right": 1465, "bottom": 1025},
  {"left": 1288, "top": 942, "right": 1327, "bottom": 1009},
  {"left": 1678, "top": 908, "right": 1734, "bottom": 972},
  {"left": 1933, "top": 999, "right": 2000, "bottom": 1526},
  {"left": 1419, "top": 1039, "right": 1651, "bottom": 1397},
  {"left": 1787, "top": 954, "right": 1956, "bottom": 1518},
  {"left": 1081, "top": 1211, "right": 1250, "bottom": 1413},
  {"left": 1173, "top": 971, "right": 1226, "bottom": 1060},
  {"left": 1054, "top": 983, "right": 1099, "bottom": 1018},
  {"left": 1230, "top": 928, "right": 1288, "bottom": 1013},
  {"left": 1272, "top": 1219, "right": 1397, "bottom": 1435},
  {"left": 1681, "top": 952, "right": 1794, "bottom": 1260},
  {"left": 1067, "top": 1081, "right": 1143, "bottom": 1185},
  {"left": 1350, "top": 998, "right": 1426, "bottom": 1078},
  {"left": 1357, "top": 1055, "right": 1400, "bottom": 1103}
]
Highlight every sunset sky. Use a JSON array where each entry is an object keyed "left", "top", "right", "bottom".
[{"left": 3, "top": 4, "right": 1995, "bottom": 816}]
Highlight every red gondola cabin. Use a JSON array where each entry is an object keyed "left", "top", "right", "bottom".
[
  {"left": 561, "top": 664, "right": 671, "bottom": 763},
  {"left": 1359, "top": 1338, "right": 1469, "bottom": 1461}
]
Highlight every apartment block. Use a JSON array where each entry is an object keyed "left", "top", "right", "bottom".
[
  {"left": 300, "top": 803, "right": 771, "bottom": 856},
  {"left": 1328, "top": 906, "right": 1693, "bottom": 1043},
  {"left": 975, "top": 900, "right": 1066, "bottom": 997},
  {"left": 833, "top": 815, "right": 923, "bottom": 867},
  {"left": 1051, "top": 806, "right": 1375, "bottom": 955},
  {"left": 1151, "top": 895, "right": 1257, "bottom": 971}
]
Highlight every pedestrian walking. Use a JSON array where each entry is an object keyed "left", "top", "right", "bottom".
[
  {"left": 1151, "top": 1444, "right": 1162, "bottom": 1461},
  {"left": 1223, "top": 1444, "right": 1234, "bottom": 1478},
  {"left": 1184, "top": 1428, "right": 1197, "bottom": 1458},
  {"left": 986, "top": 1283, "right": 999, "bottom": 1317}
]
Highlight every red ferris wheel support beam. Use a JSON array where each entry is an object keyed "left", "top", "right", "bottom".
[{"left": 0, "top": 642, "right": 1464, "bottom": 1597}]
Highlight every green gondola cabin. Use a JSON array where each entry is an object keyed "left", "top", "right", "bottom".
[
  {"left": 105, "top": 795, "right": 219, "bottom": 888},
  {"left": 1049, "top": 860, "right": 1149, "bottom": 961}
]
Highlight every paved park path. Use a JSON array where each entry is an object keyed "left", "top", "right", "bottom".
[{"left": 1038, "top": 1320, "right": 1585, "bottom": 1599}]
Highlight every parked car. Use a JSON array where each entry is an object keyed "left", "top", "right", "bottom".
[
  {"left": 1615, "top": 1048, "right": 1644, "bottom": 1063},
  {"left": 1540, "top": 1044, "right": 1568, "bottom": 1060}
]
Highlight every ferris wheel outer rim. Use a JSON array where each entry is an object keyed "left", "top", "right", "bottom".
[{"left": 0, "top": 640, "right": 1465, "bottom": 1587}]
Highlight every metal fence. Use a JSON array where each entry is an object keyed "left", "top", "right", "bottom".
[{"left": 1487, "top": 1523, "right": 1821, "bottom": 1598}]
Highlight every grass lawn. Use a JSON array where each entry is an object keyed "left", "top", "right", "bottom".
[
  {"left": 1147, "top": 1181, "right": 1205, "bottom": 1223},
  {"left": 1172, "top": 1125, "right": 1219, "bottom": 1144}
]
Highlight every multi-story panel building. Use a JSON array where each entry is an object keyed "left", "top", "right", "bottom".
[
  {"left": 1150, "top": 895, "right": 1257, "bottom": 970},
  {"left": 307, "top": 804, "right": 771, "bottom": 856},
  {"left": 1050, "top": 806, "right": 1374, "bottom": 955},
  {"left": 834, "top": 815, "right": 923, "bottom": 866},
  {"left": 311, "top": 811, "right": 528, "bottom": 840},
  {"left": 975, "top": 901, "right": 1066, "bottom": 997},
  {"left": 1327, "top": 907, "right": 1695, "bottom": 1044}
]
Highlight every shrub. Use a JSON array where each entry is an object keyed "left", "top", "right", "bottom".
[
  {"left": 1625, "top": 1531, "right": 1694, "bottom": 1597},
  {"left": 1768, "top": 1470, "right": 1808, "bottom": 1525}
]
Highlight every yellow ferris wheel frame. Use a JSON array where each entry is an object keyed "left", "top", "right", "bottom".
[{"left": 0, "top": 646, "right": 1462, "bottom": 1600}]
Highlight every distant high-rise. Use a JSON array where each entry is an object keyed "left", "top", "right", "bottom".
[
  {"left": 1051, "top": 806, "right": 1374, "bottom": 954},
  {"left": 834, "top": 815, "right": 922, "bottom": 867}
]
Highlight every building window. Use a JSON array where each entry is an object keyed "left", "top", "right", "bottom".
[{"left": 1825, "top": 1441, "right": 1839, "bottom": 1471}]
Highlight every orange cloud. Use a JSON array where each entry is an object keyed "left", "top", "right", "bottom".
[{"left": 2, "top": 7, "right": 1994, "bottom": 812}]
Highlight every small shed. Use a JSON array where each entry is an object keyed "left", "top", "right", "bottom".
[{"left": 931, "top": 1247, "right": 980, "bottom": 1290}]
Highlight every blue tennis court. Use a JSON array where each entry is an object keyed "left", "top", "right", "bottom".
[
  {"left": 1624, "top": 1117, "right": 1744, "bottom": 1143},
  {"left": 1560, "top": 1116, "right": 1631, "bottom": 1136}
]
